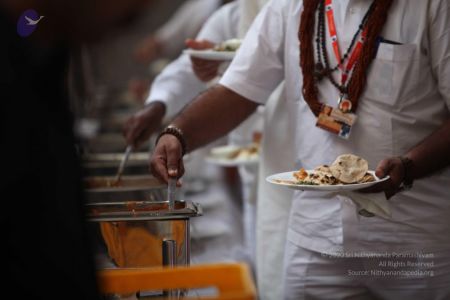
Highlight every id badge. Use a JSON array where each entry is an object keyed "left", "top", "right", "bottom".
[{"left": 315, "top": 105, "right": 357, "bottom": 139}]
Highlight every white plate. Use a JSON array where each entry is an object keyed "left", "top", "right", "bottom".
[
  {"left": 206, "top": 145, "right": 259, "bottom": 167},
  {"left": 266, "top": 170, "right": 389, "bottom": 192},
  {"left": 183, "top": 49, "right": 235, "bottom": 61},
  {"left": 205, "top": 155, "right": 259, "bottom": 167}
]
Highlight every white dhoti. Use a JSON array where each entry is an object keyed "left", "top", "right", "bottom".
[{"left": 283, "top": 240, "right": 450, "bottom": 300}]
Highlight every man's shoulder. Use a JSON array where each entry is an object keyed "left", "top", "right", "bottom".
[{"left": 265, "top": 0, "right": 302, "bottom": 18}]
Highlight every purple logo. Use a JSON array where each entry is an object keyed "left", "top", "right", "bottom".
[{"left": 17, "top": 9, "right": 44, "bottom": 37}]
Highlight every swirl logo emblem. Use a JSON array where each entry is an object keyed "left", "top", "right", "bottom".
[{"left": 17, "top": 9, "right": 44, "bottom": 37}]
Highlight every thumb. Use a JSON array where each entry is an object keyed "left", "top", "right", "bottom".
[
  {"left": 185, "top": 39, "right": 215, "bottom": 50},
  {"left": 165, "top": 143, "right": 182, "bottom": 179},
  {"left": 375, "top": 159, "right": 392, "bottom": 179}
]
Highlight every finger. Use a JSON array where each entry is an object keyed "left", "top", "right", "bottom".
[
  {"left": 128, "top": 122, "right": 144, "bottom": 147},
  {"left": 192, "top": 65, "right": 220, "bottom": 81},
  {"left": 150, "top": 155, "right": 169, "bottom": 184},
  {"left": 192, "top": 62, "right": 220, "bottom": 74},
  {"left": 191, "top": 57, "right": 221, "bottom": 67},
  {"left": 201, "top": 68, "right": 220, "bottom": 81},
  {"left": 191, "top": 56, "right": 222, "bottom": 67},
  {"left": 198, "top": 72, "right": 217, "bottom": 82},
  {"left": 185, "top": 39, "right": 214, "bottom": 50},
  {"left": 375, "top": 159, "right": 392, "bottom": 179},
  {"left": 358, "top": 179, "right": 397, "bottom": 194},
  {"left": 165, "top": 142, "right": 182, "bottom": 179},
  {"left": 359, "top": 178, "right": 394, "bottom": 194},
  {"left": 123, "top": 120, "right": 138, "bottom": 146},
  {"left": 194, "top": 70, "right": 216, "bottom": 82}
]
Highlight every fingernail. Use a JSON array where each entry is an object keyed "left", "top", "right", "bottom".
[{"left": 168, "top": 168, "right": 177, "bottom": 177}]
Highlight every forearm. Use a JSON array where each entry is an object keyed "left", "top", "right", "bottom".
[
  {"left": 406, "top": 118, "right": 450, "bottom": 180},
  {"left": 171, "top": 84, "right": 259, "bottom": 152},
  {"left": 145, "top": 55, "right": 207, "bottom": 118}
]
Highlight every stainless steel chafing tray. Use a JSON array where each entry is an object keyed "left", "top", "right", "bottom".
[
  {"left": 86, "top": 200, "right": 202, "bottom": 271},
  {"left": 83, "top": 175, "right": 166, "bottom": 203},
  {"left": 86, "top": 200, "right": 202, "bottom": 222},
  {"left": 82, "top": 152, "right": 150, "bottom": 176}
]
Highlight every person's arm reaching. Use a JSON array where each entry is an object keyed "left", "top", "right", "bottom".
[
  {"left": 124, "top": 3, "right": 239, "bottom": 149},
  {"left": 123, "top": 101, "right": 166, "bottom": 148},
  {"left": 150, "top": 85, "right": 258, "bottom": 183}
]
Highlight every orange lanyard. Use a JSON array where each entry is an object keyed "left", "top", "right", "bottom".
[{"left": 325, "top": 0, "right": 367, "bottom": 87}]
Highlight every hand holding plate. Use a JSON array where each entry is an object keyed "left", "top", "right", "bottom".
[
  {"left": 358, "top": 157, "right": 405, "bottom": 198},
  {"left": 186, "top": 39, "right": 222, "bottom": 82}
]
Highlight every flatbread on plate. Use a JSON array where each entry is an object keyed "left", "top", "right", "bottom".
[{"left": 330, "top": 154, "right": 368, "bottom": 184}]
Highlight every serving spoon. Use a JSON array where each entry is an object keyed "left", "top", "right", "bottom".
[{"left": 113, "top": 145, "right": 133, "bottom": 186}]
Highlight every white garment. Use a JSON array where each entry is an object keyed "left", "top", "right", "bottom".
[
  {"left": 220, "top": 0, "right": 450, "bottom": 265},
  {"left": 146, "top": 2, "right": 239, "bottom": 117},
  {"left": 256, "top": 82, "right": 294, "bottom": 300},
  {"left": 155, "top": 0, "right": 222, "bottom": 57},
  {"left": 283, "top": 241, "right": 450, "bottom": 300},
  {"left": 238, "top": 0, "right": 269, "bottom": 37},
  {"left": 239, "top": 1, "right": 292, "bottom": 298}
]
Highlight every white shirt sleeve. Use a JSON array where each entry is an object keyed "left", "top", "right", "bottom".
[
  {"left": 155, "top": 0, "right": 222, "bottom": 57},
  {"left": 429, "top": 0, "right": 450, "bottom": 112},
  {"left": 146, "top": 3, "right": 239, "bottom": 118},
  {"left": 145, "top": 55, "right": 203, "bottom": 118},
  {"left": 220, "top": 0, "right": 286, "bottom": 105}
]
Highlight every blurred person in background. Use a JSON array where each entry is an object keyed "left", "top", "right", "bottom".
[
  {"left": 130, "top": 0, "right": 234, "bottom": 104},
  {"left": 124, "top": 0, "right": 266, "bottom": 271},
  {"left": 134, "top": 0, "right": 223, "bottom": 64},
  {"left": 0, "top": 0, "right": 148, "bottom": 298}
]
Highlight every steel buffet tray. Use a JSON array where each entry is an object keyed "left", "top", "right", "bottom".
[{"left": 86, "top": 200, "right": 202, "bottom": 222}]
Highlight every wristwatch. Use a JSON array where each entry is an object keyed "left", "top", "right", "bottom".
[{"left": 399, "top": 156, "right": 414, "bottom": 190}]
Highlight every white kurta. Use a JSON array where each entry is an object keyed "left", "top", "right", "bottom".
[
  {"left": 221, "top": 0, "right": 450, "bottom": 268},
  {"left": 147, "top": 2, "right": 239, "bottom": 117}
]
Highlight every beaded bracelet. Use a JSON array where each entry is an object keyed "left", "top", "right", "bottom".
[{"left": 155, "top": 125, "right": 188, "bottom": 156}]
